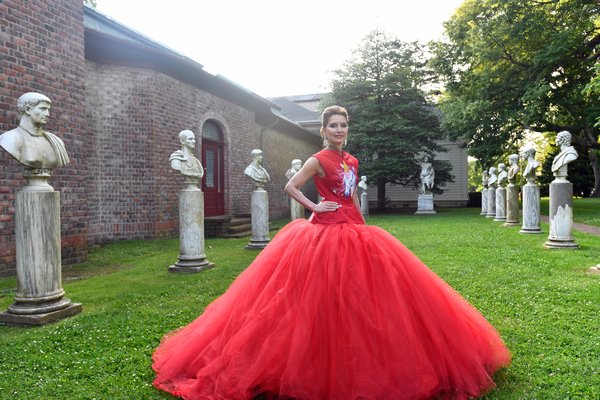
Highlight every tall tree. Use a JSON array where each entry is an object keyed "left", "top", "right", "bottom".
[
  {"left": 324, "top": 31, "right": 453, "bottom": 210},
  {"left": 431, "top": 0, "right": 600, "bottom": 196}
]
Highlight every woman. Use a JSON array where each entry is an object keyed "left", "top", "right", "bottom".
[{"left": 152, "top": 106, "right": 510, "bottom": 399}]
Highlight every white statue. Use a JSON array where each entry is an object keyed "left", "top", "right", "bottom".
[
  {"left": 245, "top": 149, "right": 270, "bottom": 186},
  {"left": 551, "top": 131, "right": 578, "bottom": 180},
  {"left": 497, "top": 163, "right": 508, "bottom": 186},
  {"left": 285, "top": 159, "right": 302, "bottom": 180},
  {"left": 169, "top": 130, "right": 204, "bottom": 180},
  {"left": 0, "top": 92, "right": 69, "bottom": 169},
  {"left": 487, "top": 166, "right": 498, "bottom": 187},
  {"left": 521, "top": 146, "right": 540, "bottom": 184},
  {"left": 358, "top": 175, "right": 368, "bottom": 192},
  {"left": 507, "top": 154, "right": 520, "bottom": 184},
  {"left": 419, "top": 156, "right": 435, "bottom": 194}
]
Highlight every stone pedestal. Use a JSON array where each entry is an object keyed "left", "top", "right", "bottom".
[
  {"left": 520, "top": 183, "right": 542, "bottom": 234},
  {"left": 589, "top": 265, "right": 600, "bottom": 275},
  {"left": 360, "top": 192, "right": 369, "bottom": 215},
  {"left": 246, "top": 188, "right": 270, "bottom": 249},
  {"left": 485, "top": 187, "right": 496, "bottom": 218},
  {"left": 290, "top": 197, "right": 304, "bottom": 220},
  {"left": 494, "top": 186, "right": 507, "bottom": 222},
  {"left": 169, "top": 184, "right": 214, "bottom": 273},
  {"left": 544, "top": 180, "right": 578, "bottom": 249},
  {"left": 415, "top": 193, "right": 436, "bottom": 215},
  {"left": 504, "top": 183, "right": 520, "bottom": 226},
  {"left": 480, "top": 188, "right": 488, "bottom": 215},
  {"left": 0, "top": 171, "right": 81, "bottom": 326}
]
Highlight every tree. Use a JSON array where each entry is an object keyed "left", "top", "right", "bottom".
[
  {"left": 323, "top": 30, "right": 453, "bottom": 210},
  {"left": 431, "top": 0, "right": 600, "bottom": 196},
  {"left": 83, "top": 0, "right": 97, "bottom": 8}
]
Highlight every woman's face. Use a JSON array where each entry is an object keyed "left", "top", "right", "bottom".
[{"left": 322, "top": 114, "right": 348, "bottom": 148}]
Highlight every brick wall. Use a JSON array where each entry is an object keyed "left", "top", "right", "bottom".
[{"left": 0, "top": 0, "right": 87, "bottom": 276}]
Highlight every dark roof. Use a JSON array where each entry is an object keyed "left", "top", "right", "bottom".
[
  {"left": 82, "top": 5, "right": 316, "bottom": 143},
  {"left": 269, "top": 97, "right": 319, "bottom": 123}
]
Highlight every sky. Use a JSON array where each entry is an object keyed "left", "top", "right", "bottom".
[{"left": 95, "top": 0, "right": 464, "bottom": 98}]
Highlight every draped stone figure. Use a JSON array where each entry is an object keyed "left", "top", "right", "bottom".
[{"left": 285, "top": 159, "right": 305, "bottom": 220}]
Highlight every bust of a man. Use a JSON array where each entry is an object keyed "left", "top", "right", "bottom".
[
  {"left": 551, "top": 130, "right": 578, "bottom": 180},
  {"left": 482, "top": 170, "right": 489, "bottom": 188},
  {"left": 521, "top": 145, "right": 540, "bottom": 184},
  {"left": 497, "top": 163, "right": 508, "bottom": 187},
  {"left": 169, "top": 130, "right": 204, "bottom": 181},
  {"left": 487, "top": 166, "right": 498, "bottom": 187},
  {"left": 285, "top": 159, "right": 302, "bottom": 180},
  {"left": 507, "top": 154, "right": 520, "bottom": 184},
  {"left": 0, "top": 92, "right": 69, "bottom": 170},
  {"left": 245, "top": 149, "right": 270, "bottom": 186}
]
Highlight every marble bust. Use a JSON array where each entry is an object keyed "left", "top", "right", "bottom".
[
  {"left": 358, "top": 175, "right": 368, "bottom": 192},
  {"left": 245, "top": 149, "right": 270, "bottom": 185},
  {"left": 0, "top": 92, "right": 69, "bottom": 170},
  {"left": 285, "top": 159, "right": 302, "bottom": 180},
  {"left": 507, "top": 154, "right": 520, "bottom": 184},
  {"left": 419, "top": 156, "right": 435, "bottom": 194},
  {"left": 482, "top": 170, "right": 489, "bottom": 188},
  {"left": 169, "top": 130, "right": 204, "bottom": 180},
  {"left": 551, "top": 130, "right": 578, "bottom": 180},
  {"left": 497, "top": 163, "right": 508, "bottom": 187},
  {"left": 487, "top": 166, "right": 498, "bottom": 187},
  {"left": 521, "top": 146, "right": 540, "bottom": 184}
]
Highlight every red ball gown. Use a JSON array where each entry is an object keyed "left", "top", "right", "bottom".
[{"left": 153, "top": 149, "right": 510, "bottom": 400}]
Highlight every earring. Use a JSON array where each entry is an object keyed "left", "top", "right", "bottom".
[{"left": 344, "top": 138, "right": 347, "bottom": 147}]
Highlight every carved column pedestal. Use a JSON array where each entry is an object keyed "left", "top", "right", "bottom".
[
  {"left": 0, "top": 170, "right": 81, "bottom": 326},
  {"left": 480, "top": 188, "right": 488, "bottom": 215},
  {"left": 520, "top": 183, "right": 542, "bottom": 234},
  {"left": 504, "top": 183, "right": 520, "bottom": 226},
  {"left": 246, "top": 187, "right": 270, "bottom": 249},
  {"left": 486, "top": 187, "right": 496, "bottom": 218},
  {"left": 170, "top": 181, "right": 214, "bottom": 272},
  {"left": 494, "top": 186, "right": 507, "bottom": 222},
  {"left": 544, "top": 180, "right": 578, "bottom": 249},
  {"left": 360, "top": 191, "right": 369, "bottom": 216}
]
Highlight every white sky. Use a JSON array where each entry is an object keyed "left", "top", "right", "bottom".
[{"left": 95, "top": 0, "right": 464, "bottom": 98}]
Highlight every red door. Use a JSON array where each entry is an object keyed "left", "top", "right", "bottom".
[{"left": 202, "top": 140, "right": 225, "bottom": 216}]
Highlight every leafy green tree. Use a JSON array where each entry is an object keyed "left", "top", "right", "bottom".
[
  {"left": 431, "top": 0, "right": 600, "bottom": 196},
  {"left": 324, "top": 30, "right": 453, "bottom": 210},
  {"left": 84, "top": 0, "right": 97, "bottom": 8}
]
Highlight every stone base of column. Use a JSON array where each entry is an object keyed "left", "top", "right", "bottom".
[
  {"left": 0, "top": 302, "right": 82, "bottom": 326},
  {"left": 588, "top": 265, "right": 600, "bottom": 275},
  {"left": 504, "top": 221, "right": 520, "bottom": 227},
  {"left": 519, "top": 227, "right": 543, "bottom": 234},
  {"left": 169, "top": 255, "right": 214, "bottom": 273},
  {"left": 544, "top": 238, "right": 579, "bottom": 249},
  {"left": 245, "top": 239, "right": 270, "bottom": 250}
]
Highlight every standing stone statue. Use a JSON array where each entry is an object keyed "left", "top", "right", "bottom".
[
  {"left": 415, "top": 156, "right": 436, "bottom": 215},
  {"left": 245, "top": 149, "right": 270, "bottom": 249},
  {"left": 168, "top": 130, "right": 214, "bottom": 272},
  {"left": 545, "top": 131, "right": 579, "bottom": 249},
  {"left": 0, "top": 92, "right": 81, "bottom": 326},
  {"left": 358, "top": 175, "right": 369, "bottom": 215},
  {"left": 285, "top": 159, "right": 305, "bottom": 220},
  {"left": 486, "top": 166, "right": 497, "bottom": 218},
  {"left": 519, "top": 145, "right": 542, "bottom": 234},
  {"left": 481, "top": 169, "right": 489, "bottom": 216},
  {"left": 504, "top": 154, "right": 521, "bottom": 226},
  {"left": 494, "top": 163, "right": 508, "bottom": 222}
]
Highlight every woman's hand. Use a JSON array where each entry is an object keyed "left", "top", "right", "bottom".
[{"left": 313, "top": 201, "right": 341, "bottom": 213}]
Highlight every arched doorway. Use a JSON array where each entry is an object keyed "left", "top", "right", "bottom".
[{"left": 201, "top": 120, "right": 225, "bottom": 216}]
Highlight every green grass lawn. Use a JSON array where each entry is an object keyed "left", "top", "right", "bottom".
[
  {"left": 0, "top": 210, "right": 599, "bottom": 399},
  {"left": 540, "top": 197, "right": 600, "bottom": 228}
]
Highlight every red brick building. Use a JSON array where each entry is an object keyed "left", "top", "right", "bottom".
[{"left": 0, "top": 2, "right": 320, "bottom": 276}]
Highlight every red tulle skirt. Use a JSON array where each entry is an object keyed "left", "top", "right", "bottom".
[{"left": 152, "top": 220, "right": 510, "bottom": 399}]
